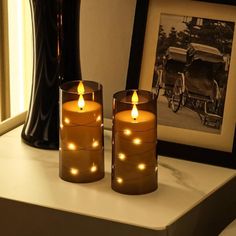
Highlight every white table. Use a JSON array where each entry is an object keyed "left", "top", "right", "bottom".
[{"left": 0, "top": 126, "right": 236, "bottom": 236}]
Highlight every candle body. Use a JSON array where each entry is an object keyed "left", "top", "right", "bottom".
[
  {"left": 112, "top": 110, "right": 157, "bottom": 194},
  {"left": 60, "top": 100, "right": 104, "bottom": 182}
]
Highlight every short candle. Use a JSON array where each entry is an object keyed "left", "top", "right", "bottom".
[
  {"left": 112, "top": 90, "right": 158, "bottom": 195},
  {"left": 59, "top": 81, "right": 104, "bottom": 183}
]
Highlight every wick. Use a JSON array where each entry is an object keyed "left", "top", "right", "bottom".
[
  {"left": 80, "top": 108, "right": 83, "bottom": 111},
  {"left": 133, "top": 118, "right": 136, "bottom": 121}
]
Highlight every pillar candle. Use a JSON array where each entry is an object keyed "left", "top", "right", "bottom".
[
  {"left": 112, "top": 90, "right": 158, "bottom": 195},
  {"left": 59, "top": 81, "right": 104, "bottom": 183}
]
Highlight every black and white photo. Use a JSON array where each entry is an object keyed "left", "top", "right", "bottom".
[{"left": 152, "top": 13, "right": 234, "bottom": 134}]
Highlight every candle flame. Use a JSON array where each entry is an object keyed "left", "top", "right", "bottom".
[
  {"left": 78, "top": 94, "right": 85, "bottom": 109},
  {"left": 77, "top": 81, "right": 85, "bottom": 110},
  {"left": 131, "top": 104, "right": 139, "bottom": 120},
  {"left": 77, "top": 81, "right": 85, "bottom": 94},
  {"left": 131, "top": 91, "right": 138, "bottom": 104}
]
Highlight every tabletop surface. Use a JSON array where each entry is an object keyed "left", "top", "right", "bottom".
[{"left": 0, "top": 126, "right": 235, "bottom": 230}]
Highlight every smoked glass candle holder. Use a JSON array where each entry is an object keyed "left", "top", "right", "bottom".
[
  {"left": 59, "top": 80, "right": 104, "bottom": 183},
  {"left": 112, "top": 90, "right": 158, "bottom": 195}
]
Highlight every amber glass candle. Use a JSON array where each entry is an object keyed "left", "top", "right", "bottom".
[
  {"left": 112, "top": 90, "right": 158, "bottom": 194},
  {"left": 59, "top": 81, "right": 104, "bottom": 182}
]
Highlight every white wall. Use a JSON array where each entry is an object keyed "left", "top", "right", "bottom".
[{"left": 80, "top": 0, "right": 136, "bottom": 117}]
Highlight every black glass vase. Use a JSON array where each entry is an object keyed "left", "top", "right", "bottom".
[{"left": 21, "top": 0, "right": 81, "bottom": 149}]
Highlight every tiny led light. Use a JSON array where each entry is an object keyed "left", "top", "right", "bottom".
[
  {"left": 92, "top": 140, "right": 99, "bottom": 148},
  {"left": 90, "top": 164, "right": 97, "bottom": 173},
  {"left": 64, "top": 117, "right": 70, "bottom": 124},
  {"left": 70, "top": 168, "right": 79, "bottom": 175},
  {"left": 96, "top": 115, "right": 101, "bottom": 122},
  {"left": 68, "top": 143, "right": 76, "bottom": 150},
  {"left": 60, "top": 124, "right": 63, "bottom": 129},
  {"left": 138, "top": 163, "right": 146, "bottom": 170},
  {"left": 117, "top": 177, "right": 123, "bottom": 184},
  {"left": 118, "top": 153, "right": 126, "bottom": 161},
  {"left": 133, "top": 138, "right": 142, "bottom": 145},
  {"left": 123, "top": 129, "right": 131, "bottom": 136}
]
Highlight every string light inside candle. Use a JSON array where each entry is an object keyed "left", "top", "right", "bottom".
[
  {"left": 123, "top": 129, "right": 132, "bottom": 136},
  {"left": 64, "top": 117, "right": 70, "bottom": 124},
  {"left": 117, "top": 177, "right": 123, "bottom": 184},
  {"left": 133, "top": 138, "right": 142, "bottom": 145},
  {"left": 77, "top": 81, "right": 85, "bottom": 110},
  {"left": 138, "top": 163, "right": 146, "bottom": 170},
  {"left": 90, "top": 163, "right": 97, "bottom": 173},
  {"left": 70, "top": 168, "right": 79, "bottom": 175},
  {"left": 118, "top": 153, "right": 126, "bottom": 161},
  {"left": 92, "top": 140, "right": 99, "bottom": 148},
  {"left": 68, "top": 143, "right": 76, "bottom": 150}
]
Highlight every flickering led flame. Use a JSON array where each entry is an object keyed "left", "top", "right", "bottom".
[
  {"left": 138, "top": 163, "right": 146, "bottom": 170},
  {"left": 77, "top": 81, "right": 85, "bottom": 94},
  {"left": 118, "top": 153, "right": 126, "bottom": 161},
  {"left": 131, "top": 90, "right": 139, "bottom": 104},
  {"left": 117, "top": 177, "right": 123, "bottom": 184},
  {"left": 70, "top": 168, "right": 79, "bottom": 175},
  {"left": 64, "top": 117, "right": 70, "bottom": 124},
  {"left": 92, "top": 140, "right": 99, "bottom": 148},
  {"left": 133, "top": 138, "right": 142, "bottom": 145},
  {"left": 77, "top": 81, "right": 85, "bottom": 110},
  {"left": 78, "top": 94, "right": 85, "bottom": 110},
  {"left": 90, "top": 164, "right": 97, "bottom": 173},
  {"left": 123, "top": 129, "right": 131, "bottom": 136},
  {"left": 131, "top": 104, "right": 139, "bottom": 120},
  {"left": 68, "top": 143, "right": 76, "bottom": 150}
]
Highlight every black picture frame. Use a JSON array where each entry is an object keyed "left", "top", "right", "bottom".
[{"left": 127, "top": 0, "right": 236, "bottom": 169}]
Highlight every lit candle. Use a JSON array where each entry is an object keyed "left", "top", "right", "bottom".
[
  {"left": 112, "top": 90, "right": 157, "bottom": 194},
  {"left": 59, "top": 81, "right": 104, "bottom": 183}
]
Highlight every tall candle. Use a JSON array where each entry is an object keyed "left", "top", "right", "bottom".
[
  {"left": 112, "top": 90, "right": 157, "bottom": 194},
  {"left": 59, "top": 81, "right": 104, "bottom": 183}
]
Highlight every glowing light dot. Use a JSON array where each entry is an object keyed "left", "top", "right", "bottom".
[
  {"left": 118, "top": 153, "right": 126, "bottom": 161},
  {"left": 155, "top": 166, "right": 158, "bottom": 172},
  {"left": 123, "top": 129, "right": 131, "bottom": 136},
  {"left": 68, "top": 143, "right": 76, "bottom": 150},
  {"left": 90, "top": 164, "right": 97, "bottom": 173},
  {"left": 60, "top": 124, "right": 63, "bottom": 129},
  {"left": 70, "top": 168, "right": 79, "bottom": 175},
  {"left": 117, "top": 177, "right": 123, "bottom": 184},
  {"left": 92, "top": 140, "right": 99, "bottom": 148},
  {"left": 138, "top": 163, "right": 146, "bottom": 170},
  {"left": 96, "top": 115, "right": 101, "bottom": 122},
  {"left": 64, "top": 118, "right": 70, "bottom": 124},
  {"left": 133, "top": 138, "right": 142, "bottom": 145}
]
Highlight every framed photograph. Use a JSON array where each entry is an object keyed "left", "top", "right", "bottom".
[{"left": 129, "top": 0, "right": 236, "bottom": 168}]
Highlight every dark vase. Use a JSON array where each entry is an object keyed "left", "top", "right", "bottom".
[{"left": 21, "top": 0, "right": 81, "bottom": 149}]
